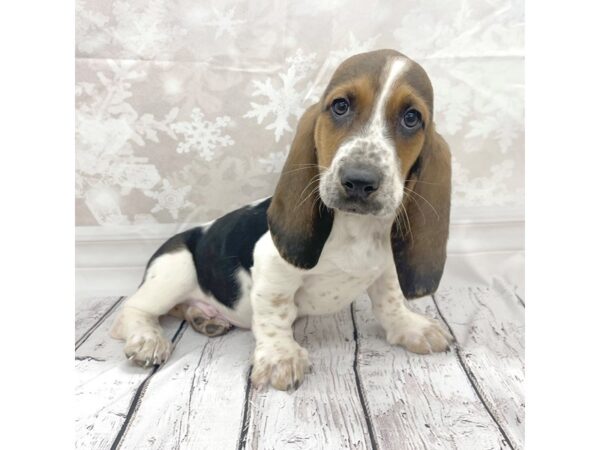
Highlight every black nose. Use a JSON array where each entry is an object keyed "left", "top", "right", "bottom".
[{"left": 340, "top": 166, "right": 381, "bottom": 200}]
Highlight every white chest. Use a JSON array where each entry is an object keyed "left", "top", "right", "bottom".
[{"left": 294, "top": 212, "right": 393, "bottom": 316}]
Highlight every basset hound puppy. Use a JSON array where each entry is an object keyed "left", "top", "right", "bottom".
[{"left": 111, "top": 49, "right": 452, "bottom": 391}]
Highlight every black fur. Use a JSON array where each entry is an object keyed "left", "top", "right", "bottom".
[
  {"left": 267, "top": 204, "right": 334, "bottom": 270},
  {"left": 144, "top": 198, "right": 271, "bottom": 308}
]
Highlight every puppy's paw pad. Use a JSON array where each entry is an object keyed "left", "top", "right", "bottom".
[
  {"left": 251, "top": 345, "right": 310, "bottom": 391},
  {"left": 124, "top": 330, "right": 172, "bottom": 368},
  {"left": 190, "top": 317, "right": 231, "bottom": 337},
  {"left": 386, "top": 313, "right": 453, "bottom": 354}
]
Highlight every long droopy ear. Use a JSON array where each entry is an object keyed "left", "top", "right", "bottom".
[
  {"left": 267, "top": 104, "right": 334, "bottom": 269},
  {"left": 392, "top": 128, "right": 452, "bottom": 299}
]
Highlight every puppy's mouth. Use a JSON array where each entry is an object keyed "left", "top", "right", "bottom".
[{"left": 321, "top": 195, "right": 384, "bottom": 216}]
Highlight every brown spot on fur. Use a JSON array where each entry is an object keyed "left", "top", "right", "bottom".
[
  {"left": 271, "top": 296, "right": 288, "bottom": 307},
  {"left": 278, "top": 312, "right": 288, "bottom": 320}
]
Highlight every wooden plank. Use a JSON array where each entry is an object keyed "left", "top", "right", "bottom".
[
  {"left": 75, "top": 304, "right": 184, "bottom": 450},
  {"left": 492, "top": 278, "right": 525, "bottom": 307},
  {"left": 354, "top": 293, "right": 512, "bottom": 450},
  {"left": 243, "top": 308, "right": 372, "bottom": 450},
  {"left": 75, "top": 296, "right": 123, "bottom": 345},
  {"left": 514, "top": 291, "right": 525, "bottom": 307},
  {"left": 434, "top": 286, "right": 525, "bottom": 449},
  {"left": 116, "top": 326, "right": 254, "bottom": 450}
]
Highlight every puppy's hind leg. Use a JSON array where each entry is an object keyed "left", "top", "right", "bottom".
[{"left": 111, "top": 249, "right": 198, "bottom": 367}]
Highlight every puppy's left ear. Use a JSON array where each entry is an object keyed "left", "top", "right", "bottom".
[{"left": 392, "top": 127, "right": 452, "bottom": 299}]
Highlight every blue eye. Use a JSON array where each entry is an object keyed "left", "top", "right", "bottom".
[
  {"left": 402, "top": 109, "right": 422, "bottom": 129},
  {"left": 331, "top": 98, "right": 350, "bottom": 116}
]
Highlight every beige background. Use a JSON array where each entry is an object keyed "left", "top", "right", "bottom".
[{"left": 75, "top": 0, "right": 524, "bottom": 227}]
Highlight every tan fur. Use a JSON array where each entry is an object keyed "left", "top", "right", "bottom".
[
  {"left": 317, "top": 76, "right": 377, "bottom": 167},
  {"left": 385, "top": 85, "right": 430, "bottom": 178}
]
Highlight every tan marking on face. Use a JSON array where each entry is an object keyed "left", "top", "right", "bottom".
[
  {"left": 315, "top": 76, "right": 377, "bottom": 168},
  {"left": 385, "top": 84, "right": 430, "bottom": 179}
]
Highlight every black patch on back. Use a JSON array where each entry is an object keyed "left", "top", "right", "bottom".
[
  {"left": 189, "top": 198, "right": 271, "bottom": 308},
  {"left": 144, "top": 198, "right": 271, "bottom": 309},
  {"left": 140, "top": 228, "right": 202, "bottom": 286}
]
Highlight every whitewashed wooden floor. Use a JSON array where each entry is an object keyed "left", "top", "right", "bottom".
[{"left": 75, "top": 286, "right": 524, "bottom": 450}]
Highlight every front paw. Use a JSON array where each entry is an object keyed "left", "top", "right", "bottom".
[
  {"left": 386, "top": 312, "right": 454, "bottom": 354},
  {"left": 251, "top": 342, "right": 310, "bottom": 391}
]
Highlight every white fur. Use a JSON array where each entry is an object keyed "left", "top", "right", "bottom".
[
  {"left": 111, "top": 247, "right": 254, "bottom": 366},
  {"left": 370, "top": 58, "right": 409, "bottom": 130}
]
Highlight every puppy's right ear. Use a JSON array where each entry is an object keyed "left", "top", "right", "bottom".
[{"left": 267, "top": 104, "right": 333, "bottom": 269}]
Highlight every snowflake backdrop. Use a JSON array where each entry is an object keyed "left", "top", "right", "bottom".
[{"left": 75, "top": 0, "right": 524, "bottom": 226}]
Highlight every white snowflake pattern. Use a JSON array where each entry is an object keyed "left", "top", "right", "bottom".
[
  {"left": 112, "top": 0, "right": 187, "bottom": 59},
  {"left": 76, "top": 0, "right": 187, "bottom": 59},
  {"left": 144, "top": 180, "right": 194, "bottom": 219},
  {"left": 170, "top": 108, "right": 234, "bottom": 161},
  {"left": 76, "top": 61, "right": 178, "bottom": 203},
  {"left": 430, "top": 75, "right": 473, "bottom": 136},
  {"left": 466, "top": 116, "right": 518, "bottom": 154},
  {"left": 258, "top": 147, "right": 289, "bottom": 173},
  {"left": 203, "top": 7, "right": 246, "bottom": 39},
  {"left": 244, "top": 50, "right": 317, "bottom": 142},
  {"left": 84, "top": 184, "right": 128, "bottom": 225},
  {"left": 75, "top": 0, "right": 110, "bottom": 54},
  {"left": 329, "top": 32, "right": 381, "bottom": 66},
  {"left": 452, "top": 158, "right": 522, "bottom": 207}
]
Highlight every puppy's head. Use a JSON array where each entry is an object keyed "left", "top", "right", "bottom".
[
  {"left": 316, "top": 49, "right": 432, "bottom": 217},
  {"left": 268, "top": 49, "right": 451, "bottom": 297}
]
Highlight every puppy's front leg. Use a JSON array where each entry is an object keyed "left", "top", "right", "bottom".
[
  {"left": 250, "top": 276, "right": 309, "bottom": 391},
  {"left": 367, "top": 264, "right": 453, "bottom": 354}
]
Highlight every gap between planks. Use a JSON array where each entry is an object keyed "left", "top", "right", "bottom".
[
  {"left": 76, "top": 287, "right": 524, "bottom": 450},
  {"left": 433, "top": 286, "right": 524, "bottom": 450},
  {"left": 75, "top": 298, "right": 185, "bottom": 450},
  {"left": 432, "top": 294, "right": 515, "bottom": 450},
  {"left": 76, "top": 296, "right": 125, "bottom": 349},
  {"left": 240, "top": 308, "right": 373, "bottom": 450},
  {"left": 110, "top": 320, "right": 188, "bottom": 450},
  {"left": 353, "top": 292, "right": 520, "bottom": 450}
]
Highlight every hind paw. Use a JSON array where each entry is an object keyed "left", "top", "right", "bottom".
[{"left": 189, "top": 315, "right": 231, "bottom": 337}]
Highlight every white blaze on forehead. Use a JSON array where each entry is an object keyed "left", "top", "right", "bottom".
[{"left": 368, "top": 57, "right": 409, "bottom": 131}]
